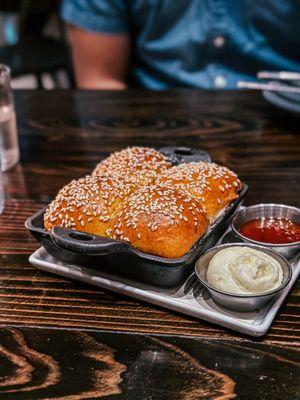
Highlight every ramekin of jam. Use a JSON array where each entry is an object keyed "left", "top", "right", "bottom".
[{"left": 231, "top": 204, "right": 300, "bottom": 260}]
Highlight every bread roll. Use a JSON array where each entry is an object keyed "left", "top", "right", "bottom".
[
  {"left": 44, "top": 151, "right": 241, "bottom": 259},
  {"left": 156, "top": 162, "right": 242, "bottom": 221},
  {"left": 44, "top": 175, "right": 127, "bottom": 236},
  {"left": 93, "top": 146, "right": 171, "bottom": 190},
  {"left": 108, "top": 185, "right": 208, "bottom": 258}
]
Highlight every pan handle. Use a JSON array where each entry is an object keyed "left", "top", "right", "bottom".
[
  {"left": 158, "top": 146, "right": 211, "bottom": 164},
  {"left": 50, "top": 226, "right": 129, "bottom": 255}
]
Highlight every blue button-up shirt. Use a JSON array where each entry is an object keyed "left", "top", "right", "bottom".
[{"left": 62, "top": 0, "right": 300, "bottom": 89}]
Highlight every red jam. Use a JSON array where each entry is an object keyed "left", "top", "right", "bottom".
[{"left": 238, "top": 217, "right": 300, "bottom": 244}]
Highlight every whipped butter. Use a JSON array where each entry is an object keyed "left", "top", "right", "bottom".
[{"left": 207, "top": 247, "right": 283, "bottom": 294}]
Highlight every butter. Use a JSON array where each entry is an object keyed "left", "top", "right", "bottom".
[{"left": 207, "top": 247, "right": 283, "bottom": 294}]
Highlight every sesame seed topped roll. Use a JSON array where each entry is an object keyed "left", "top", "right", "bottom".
[
  {"left": 44, "top": 175, "right": 127, "bottom": 236},
  {"left": 92, "top": 146, "right": 171, "bottom": 189},
  {"left": 108, "top": 185, "right": 208, "bottom": 258},
  {"left": 156, "top": 162, "right": 242, "bottom": 222}
]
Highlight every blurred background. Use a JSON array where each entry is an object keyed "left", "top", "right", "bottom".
[
  {"left": 1, "top": 1, "right": 300, "bottom": 96},
  {"left": 0, "top": 0, "right": 74, "bottom": 89}
]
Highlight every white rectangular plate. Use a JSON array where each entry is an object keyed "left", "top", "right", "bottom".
[{"left": 29, "top": 246, "right": 300, "bottom": 337}]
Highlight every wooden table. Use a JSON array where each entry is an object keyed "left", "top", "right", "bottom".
[{"left": 1, "top": 90, "right": 299, "bottom": 399}]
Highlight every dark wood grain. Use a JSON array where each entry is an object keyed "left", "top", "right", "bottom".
[
  {"left": 0, "top": 242, "right": 299, "bottom": 343},
  {"left": 0, "top": 327, "right": 298, "bottom": 400},
  {"left": 0, "top": 89, "right": 299, "bottom": 398},
  {"left": 2, "top": 89, "right": 300, "bottom": 341},
  {"left": 10, "top": 90, "right": 300, "bottom": 206}
]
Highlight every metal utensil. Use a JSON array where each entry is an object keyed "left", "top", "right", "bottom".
[
  {"left": 257, "top": 71, "right": 300, "bottom": 81},
  {"left": 237, "top": 81, "right": 300, "bottom": 94}
]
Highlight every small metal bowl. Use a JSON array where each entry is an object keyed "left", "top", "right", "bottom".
[
  {"left": 195, "top": 243, "right": 292, "bottom": 312},
  {"left": 231, "top": 204, "right": 300, "bottom": 260}
]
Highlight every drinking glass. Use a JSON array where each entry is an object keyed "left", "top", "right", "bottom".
[
  {"left": 0, "top": 64, "right": 20, "bottom": 171},
  {"left": 0, "top": 157, "right": 3, "bottom": 213}
]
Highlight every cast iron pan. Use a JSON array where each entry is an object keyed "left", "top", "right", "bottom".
[{"left": 25, "top": 147, "right": 248, "bottom": 288}]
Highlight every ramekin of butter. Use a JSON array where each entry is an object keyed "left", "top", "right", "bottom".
[{"left": 195, "top": 243, "right": 292, "bottom": 312}]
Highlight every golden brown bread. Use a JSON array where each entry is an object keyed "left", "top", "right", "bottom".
[
  {"left": 156, "top": 162, "right": 242, "bottom": 221},
  {"left": 44, "top": 150, "right": 242, "bottom": 259},
  {"left": 92, "top": 146, "right": 171, "bottom": 190},
  {"left": 44, "top": 175, "right": 127, "bottom": 236},
  {"left": 107, "top": 185, "right": 208, "bottom": 258}
]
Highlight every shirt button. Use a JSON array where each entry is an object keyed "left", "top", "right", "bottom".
[
  {"left": 213, "top": 36, "right": 225, "bottom": 48},
  {"left": 214, "top": 75, "right": 227, "bottom": 88}
]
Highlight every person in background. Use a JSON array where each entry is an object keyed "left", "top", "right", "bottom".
[{"left": 61, "top": 0, "right": 300, "bottom": 90}]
